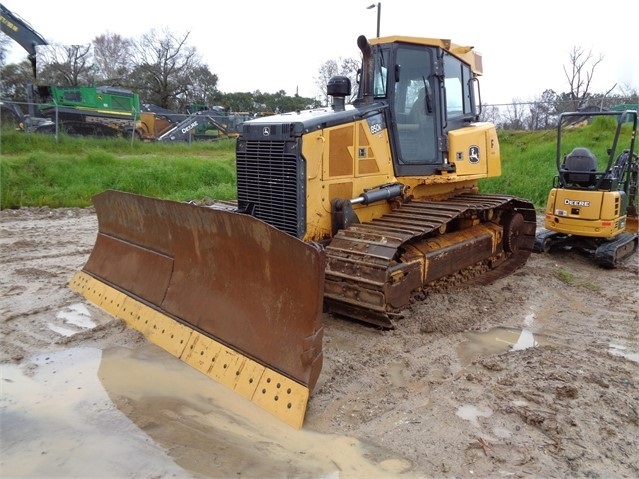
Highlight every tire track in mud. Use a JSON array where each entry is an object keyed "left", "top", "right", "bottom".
[
  {"left": 454, "top": 251, "right": 638, "bottom": 477},
  {"left": 0, "top": 207, "right": 116, "bottom": 362},
  {"left": 311, "top": 233, "right": 638, "bottom": 477},
  {"left": 1, "top": 207, "right": 637, "bottom": 478}
]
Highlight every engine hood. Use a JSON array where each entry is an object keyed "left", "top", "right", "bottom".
[{"left": 240, "top": 102, "right": 386, "bottom": 138}]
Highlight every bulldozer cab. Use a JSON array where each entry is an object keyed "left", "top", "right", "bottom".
[{"left": 358, "top": 36, "right": 482, "bottom": 176}]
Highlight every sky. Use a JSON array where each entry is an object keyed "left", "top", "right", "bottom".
[{"left": 2, "top": 0, "right": 638, "bottom": 105}]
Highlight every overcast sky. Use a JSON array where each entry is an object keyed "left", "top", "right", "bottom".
[{"left": 3, "top": 0, "right": 638, "bottom": 104}]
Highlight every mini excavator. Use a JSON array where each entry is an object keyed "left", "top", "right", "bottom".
[{"left": 535, "top": 110, "right": 638, "bottom": 267}]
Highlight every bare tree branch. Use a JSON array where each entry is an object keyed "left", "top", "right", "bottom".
[{"left": 563, "top": 46, "right": 604, "bottom": 110}]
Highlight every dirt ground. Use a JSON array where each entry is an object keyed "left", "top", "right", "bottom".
[{"left": 1, "top": 206, "right": 638, "bottom": 478}]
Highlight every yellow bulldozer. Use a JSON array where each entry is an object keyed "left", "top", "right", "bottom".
[{"left": 69, "top": 34, "right": 537, "bottom": 428}]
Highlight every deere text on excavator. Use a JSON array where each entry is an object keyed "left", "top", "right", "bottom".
[{"left": 69, "top": 34, "right": 537, "bottom": 428}]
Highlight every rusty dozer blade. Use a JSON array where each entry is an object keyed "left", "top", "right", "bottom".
[{"left": 69, "top": 190, "right": 325, "bottom": 429}]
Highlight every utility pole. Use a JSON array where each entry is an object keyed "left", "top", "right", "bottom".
[{"left": 367, "top": 2, "right": 381, "bottom": 37}]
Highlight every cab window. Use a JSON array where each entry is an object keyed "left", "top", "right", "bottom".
[
  {"left": 393, "top": 46, "right": 437, "bottom": 165},
  {"left": 373, "top": 50, "right": 390, "bottom": 97},
  {"left": 443, "top": 53, "right": 473, "bottom": 118}
]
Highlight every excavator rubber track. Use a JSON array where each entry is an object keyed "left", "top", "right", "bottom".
[
  {"left": 69, "top": 190, "right": 325, "bottom": 429},
  {"left": 323, "top": 194, "right": 537, "bottom": 328},
  {"left": 534, "top": 223, "right": 638, "bottom": 268},
  {"left": 594, "top": 232, "right": 639, "bottom": 268}
]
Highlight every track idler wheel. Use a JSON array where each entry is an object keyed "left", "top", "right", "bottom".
[{"left": 503, "top": 212, "right": 525, "bottom": 253}]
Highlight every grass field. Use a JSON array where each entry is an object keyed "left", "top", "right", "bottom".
[
  {"left": 0, "top": 116, "right": 632, "bottom": 210},
  {"left": 0, "top": 133, "right": 237, "bottom": 208}
]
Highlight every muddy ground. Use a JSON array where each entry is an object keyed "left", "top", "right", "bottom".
[{"left": 1, "top": 206, "right": 637, "bottom": 478}]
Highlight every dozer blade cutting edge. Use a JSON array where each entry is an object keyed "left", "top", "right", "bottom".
[{"left": 69, "top": 190, "right": 325, "bottom": 428}]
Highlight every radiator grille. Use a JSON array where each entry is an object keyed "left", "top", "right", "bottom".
[{"left": 236, "top": 140, "right": 305, "bottom": 238}]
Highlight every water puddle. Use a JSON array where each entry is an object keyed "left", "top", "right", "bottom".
[
  {"left": 388, "top": 362, "right": 407, "bottom": 387},
  {"left": 0, "top": 348, "right": 187, "bottom": 478},
  {"left": 1, "top": 344, "right": 420, "bottom": 479},
  {"left": 455, "top": 404, "right": 493, "bottom": 427},
  {"left": 458, "top": 313, "right": 553, "bottom": 366},
  {"left": 47, "top": 302, "right": 96, "bottom": 337},
  {"left": 608, "top": 343, "right": 639, "bottom": 363}
]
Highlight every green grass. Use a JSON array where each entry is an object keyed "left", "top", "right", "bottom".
[
  {"left": 0, "top": 132, "right": 237, "bottom": 208},
  {"left": 0, "top": 118, "right": 634, "bottom": 209},
  {"left": 480, "top": 129, "right": 558, "bottom": 207},
  {"left": 553, "top": 269, "right": 601, "bottom": 291},
  {"left": 554, "top": 270, "right": 576, "bottom": 285},
  {"left": 480, "top": 117, "right": 635, "bottom": 207}
]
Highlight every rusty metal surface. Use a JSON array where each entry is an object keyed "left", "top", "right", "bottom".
[
  {"left": 626, "top": 215, "right": 638, "bottom": 234},
  {"left": 324, "top": 194, "right": 537, "bottom": 327},
  {"left": 83, "top": 190, "right": 325, "bottom": 390}
]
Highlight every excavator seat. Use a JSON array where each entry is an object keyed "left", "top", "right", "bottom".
[{"left": 560, "top": 147, "right": 598, "bottom": 187}]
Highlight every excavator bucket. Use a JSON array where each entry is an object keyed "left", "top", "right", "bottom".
[{"left": 69, "top": 190, "right": 325, "bottom": 428}]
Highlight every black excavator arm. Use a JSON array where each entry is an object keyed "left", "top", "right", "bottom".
[{"left": 0, "top": 2, "right": 48, "bottom": 78}]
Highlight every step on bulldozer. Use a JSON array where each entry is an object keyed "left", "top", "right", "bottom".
[
  {"left": 69, "top": 34, "right": 537, "bottom": 428},
  {"left": 534, "top": 110, "right": 638, "bottom": 267}
]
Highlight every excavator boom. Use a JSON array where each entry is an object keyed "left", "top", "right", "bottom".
[{"left": 0, "top": 2, "right": 47, "bottom": 77}]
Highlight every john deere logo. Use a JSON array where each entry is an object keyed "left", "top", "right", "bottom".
[
  {"left": 469, "top": 145, "right": 480, "bottom": 164},
  {"left": 262, "top": 127, "right": 270, "bottom": 136}
]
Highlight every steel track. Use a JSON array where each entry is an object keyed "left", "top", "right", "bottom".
[{"left": 323, "top": 194, "right": 537, "bottom": 328}]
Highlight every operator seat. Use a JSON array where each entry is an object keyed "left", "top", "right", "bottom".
[{"left": 560, "top": 147, "right": 598, "bottom": 187}]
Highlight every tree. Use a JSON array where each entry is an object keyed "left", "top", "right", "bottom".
[
  {"left": 128, "top": 29, "right": 208, "bottom": 110},
  {"left": 1, "top": 26, "right": 329, "bottom": 121},
  {"left": 0, "top": 32, "right": 12, "bottom": 66},
  {"left": 563, "top": 46, "right": 603, "bottom": 111},
  {"left": 179, "top": 64, "right": 219, "bottom": 111},
  {"left": 616, "top": 83, "right": 638, "bottom": 103},
  {"left": 217, "top": 91, "right": 255, "bottom": 113},
  {"left": 479, "top": 104, "right": 500, "bottom": 125},
  {"left": 0, "top": 60, "right": 33, "bottom": 101},
  {"left": 315, "top": 57, "right": 360, "bottom": 105},
  {"left": 254, "top": 90, "right": 321, "bottom": 114},
  {"left": 36, "top": 44, "right": 94, "bottom": 86},
  {"left": 527, "top": 90, "right": 558, "bottom": 130},
  {"left": 93, "top": 33, "right": 133, "bottom": 85},
  {"left": 501, "top": 98, "right": 528, "bottom": 130}
]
